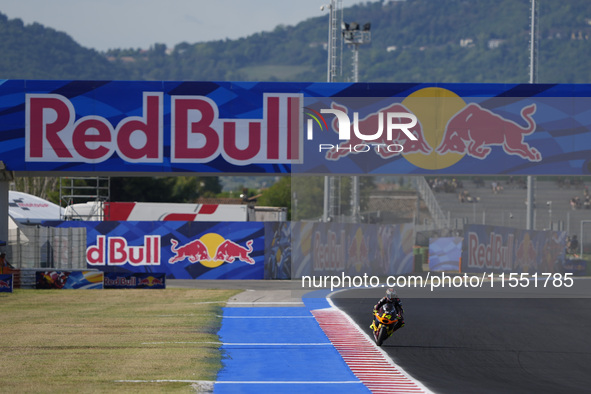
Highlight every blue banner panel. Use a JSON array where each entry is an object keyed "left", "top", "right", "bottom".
[
  {"left": 104, "top": 272, "right": 166, "bottom": 289},
  {"left": 562, "top": 259, "right": 587, "bottom": 276},
  {"left": 461, "top": 224, "right": 567, "bottom": 274},
  {"left": 3, "top": 80, "right": 591, "bottom": 175},
  {"left": 264, "top": 222, "right": 292, "bottom": 279},
  {"left": 428, "top": 237, "right": 462, "bottom": 271},
  {"left": 43, "top": 221, "right": 264, "bottom": 280},
  {"left": 0, "top": 274, "right": 13, "bottom": 292},
  {"left": 35, "top": 271, "right": 104, "bottom": 289}
]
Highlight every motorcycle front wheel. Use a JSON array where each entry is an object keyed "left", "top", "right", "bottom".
[{"left": 375, "top": 326, "right": 388, "bottom": 346}]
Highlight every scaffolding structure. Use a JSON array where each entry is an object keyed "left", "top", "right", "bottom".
[{"left": 59, "top": 176, "right": 110, "bottom": 221}]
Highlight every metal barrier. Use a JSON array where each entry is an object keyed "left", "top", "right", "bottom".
[
  {"left": 414, "top": 177, "right": 448, "bottom": 230},
  {"left": 5, "top": 226, "right": 87, "bottom": 270}
]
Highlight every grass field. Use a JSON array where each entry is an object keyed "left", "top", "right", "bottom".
[{"left": 0, "top": 288, "right": 241, "bottom": 393}]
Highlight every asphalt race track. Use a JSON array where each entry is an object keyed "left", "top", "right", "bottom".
[{"left": 331, "top": 280, "right": 591, "bottom": 394}]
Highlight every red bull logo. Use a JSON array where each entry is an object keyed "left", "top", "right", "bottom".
[
  {"left": 436, "top": 103, "right": 540, "bottom": 161},
  {"left": 169, "top": 239, "right": 210, "bottom": 264},
  {"left": 307, "top": 87, "right": 542, "bottom": 170},
  {"left": 137, "top": 276, "right": 164, "bottom": 287},
  {"left": 169, "top": 233, "right": 255, "bottom": 268},
  {"left": 213, "top": 239, "right": 255, "bottom": 265}
]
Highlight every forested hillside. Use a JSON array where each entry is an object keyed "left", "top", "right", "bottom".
[
  {"left": 2, "top": 0, "right": 591, "bottom": 83},
  {"left": 0, "top": 14, "right": 128, "bottom": 79}
]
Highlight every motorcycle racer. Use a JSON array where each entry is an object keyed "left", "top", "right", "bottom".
[{"left": 370, "top": 288, "right": 405, "bottom": 333}]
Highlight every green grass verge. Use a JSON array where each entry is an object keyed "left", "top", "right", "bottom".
[{"left": 0, "top": 288, "right": 241, "bottom": 392}]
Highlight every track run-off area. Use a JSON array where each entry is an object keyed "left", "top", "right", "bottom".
[
  {"left": 215, "top": 290, "right": 430, "bottom": 393},
  {"left": 173, "top": 278, "right": 591, "bottom": 393}
]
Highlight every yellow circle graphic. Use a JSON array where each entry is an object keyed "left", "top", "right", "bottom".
[
  {"left": 199, "top": 232, "right": 226, "bottom": 268},
  {"left": 351, "top": 227, "right": 366, "bottom": 273},
  {"left": 402, "top": 87, "right": 467, "bottom": 170}
]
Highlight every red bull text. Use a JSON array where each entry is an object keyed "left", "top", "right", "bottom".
[
  {"left": 87, "top": 235, "right": 161, "bottom": 266},
  {"left": 467, "top": 232, "right": 514, "bottom": 271},
  {"left": 26, "top": 92, "right": 302, "bottom": 165}
]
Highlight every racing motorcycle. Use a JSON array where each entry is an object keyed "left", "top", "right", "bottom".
[{"left": 370, "top": 303, "right": 401, "bottom": 347}]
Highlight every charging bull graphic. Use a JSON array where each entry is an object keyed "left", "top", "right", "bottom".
[
  {"left": 326, "top": 102, "right": 432, "bottom": 160},
  {"left": 436, "top": 103, "right": 541, "bottom": 161},
  {"left": 213, "top": 239, "right": 255, "bottom": 265},
  {"left": 169, "top": 239, "right": 210, "bottom": 264},
  {"left": 169, "top": 237, "right": 255, "bottom": 265}
]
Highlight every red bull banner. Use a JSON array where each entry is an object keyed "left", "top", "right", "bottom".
[
  {"left": 461, "top": 224, "right": 567, "bottom": 274},
  {"left": 2, "top": 80, "right": 591, "bottom": 175},
  {"left": 104, "top": 272, "right": 166, "bottom": 289},
  {"left": 562, "top": 259, "right": 587, "bottom": 276},
  {"left": 35, "top": 270, "right": 104, "bottom": 289},
  {"left": 43, "top": 220, "right": 264, "bottom": 279},
  {"left": 0, "top": 274, "right": 13, "bottom": 293},
  {"left": 290, "top": 221, "right": 415, "bottom": 278}
]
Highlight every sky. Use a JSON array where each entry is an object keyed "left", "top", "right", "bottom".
[{"left": 0, "top": 0, "right": 364, "bottom": 52}]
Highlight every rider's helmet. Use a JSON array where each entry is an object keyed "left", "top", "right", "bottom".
[{"left": 386, "top": 288, "right": 397, "bottom": 301}]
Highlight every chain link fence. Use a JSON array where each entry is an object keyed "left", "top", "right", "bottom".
[{"left": 5, "top": 225, "right": 87, "bottom": 270}]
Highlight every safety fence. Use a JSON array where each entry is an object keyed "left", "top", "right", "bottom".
[
  {"left": 3, "top": 220, "right": 586, "bottom": 285},
  {"left": 5, "top": 226, "right": 87, "bottom": 270}
]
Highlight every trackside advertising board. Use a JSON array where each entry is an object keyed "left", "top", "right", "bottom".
[
  {"left": 2, "top": 80, "right": 591, "bottom": 175},
  {"left": 290, "top": 221, "right": 415, "bottom": 278},
  {"left": 42, "top": 220, "right": 413, "bottom": 280},
  {"left": 460, "top": 224, "right": 567, "bottom": 274},
  {"left": 35, "top": 270, "right": 104, "bottom": 289},
  {"left": 44, "top": 221, "right": 264, "bottom": 280},
  {"left": 0, "top": 274, "right": 13, "bottom": 292},
  {"left": 103, "top": 272, "right": 166, "bottom": 289}
]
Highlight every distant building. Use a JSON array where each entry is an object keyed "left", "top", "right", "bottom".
[
  {"left": 488, "top": 39, "right": 505, "bottom": 49},
  {"left": 460, "top": 38, "right": 474, "bottom": 48}
]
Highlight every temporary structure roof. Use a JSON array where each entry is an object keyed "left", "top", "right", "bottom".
[{"left": 8, "top": 191, "right": 64, "bottom": 224}]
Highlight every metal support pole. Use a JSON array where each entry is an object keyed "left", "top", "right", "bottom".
[
  {"left": 343, "top": 23, "right": 370, "bottom": 223},
  {"left": 351, "top": 42, "right": 360, "bottom": 222},
  {"left": 579, "top": 220, "right": 591, "bottom": 257},
  {"left": 526, "top": 0, "right": 537, "bottom": 230},
  {"left": 352, "top": 176, "right": 359, "bottom": 221},
  {"left": 526, "top": 176, "right": 534, "bottom": 229},
  {"left": 0, "top": 180, "right": 9, "bottom": 249},
  {"left": 352, "top": 44, "right": 359, "bottom": 83},
  {"left": 322, "top": 0, "right": 340, "bottom": 222}
]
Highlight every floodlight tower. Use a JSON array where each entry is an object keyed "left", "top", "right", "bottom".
[
  {"left": 321, "top": 0, "right": 343, "bottom": 222},
  {"left": 342, "top": 22, "right": 371, "bottom": 83}
]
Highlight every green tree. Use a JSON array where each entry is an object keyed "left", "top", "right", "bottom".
[
  {"left": 109, "top": 176, "right": 221, "bottom": 202},
  {"left": 258, "top": 176, "right": 292, "bottom": 219},
  {"left": 290, "top": 176, "right": 324, "bottom": 221}
]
